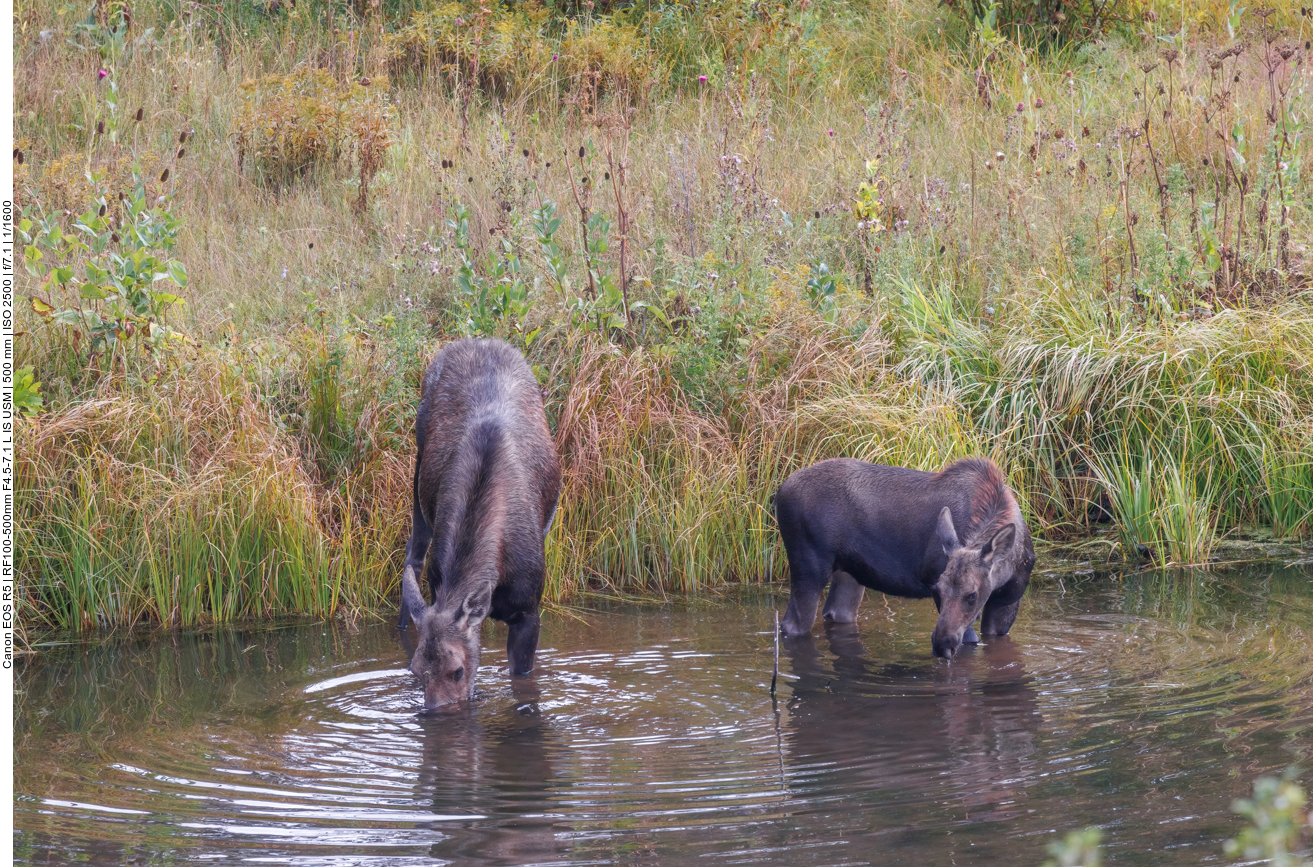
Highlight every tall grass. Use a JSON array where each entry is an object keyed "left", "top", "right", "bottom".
[
  {"left": 15, "top": 358, "right": 406, "bottom": 629},
  {"left": 12, "top": 0, "right": 1312, "bottom": 631}
]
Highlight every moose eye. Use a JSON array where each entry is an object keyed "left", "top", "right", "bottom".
[
  {"left": 965, "top": 592, "right": 978, "bottom": 606},
  {"left": 449, "top": 667, "right": 464, "bottom": 681}
]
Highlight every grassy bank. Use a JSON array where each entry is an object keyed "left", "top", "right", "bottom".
[{"left": 12, "top": 0, "right": 1313, "bottom": 631}]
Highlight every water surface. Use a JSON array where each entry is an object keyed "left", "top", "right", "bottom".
[{"left": 15, "top": 563, "right": 1313, "bottom": 865}]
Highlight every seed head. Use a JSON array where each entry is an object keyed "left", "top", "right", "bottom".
[
  {"left": 96, "top": 120, "right": 105, "bottom": 135},
  {"left": 160, "top": 168, "right": 170, "bottom": 182},
  {"left": 135, "top": 107, "right": 144, "bottom": 122},
  {"left": 177, "top": 148, "right": 186, "bottom": 159},
  {"left": 579, "top": 146, "right": 586, "bottom": 159}
]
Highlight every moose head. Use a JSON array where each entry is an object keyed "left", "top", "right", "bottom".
[
  {"left": 930, "top": 507, "right": 1018, "bottom": 660},
  {"left": 402, "top": 565, "right": 490, "bottom": 710}
]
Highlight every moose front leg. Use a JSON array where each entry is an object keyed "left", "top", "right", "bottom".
[
  {"left": 399, "top": 458, "right": 433, "bottom": 630},
  {"left": 505, "top": 609, "right": 541, "bottom": 676},
  {"left": 981, "top": 574, "right": 1028, "bottom": 636}
]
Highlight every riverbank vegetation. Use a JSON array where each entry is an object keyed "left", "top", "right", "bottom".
[{"left": 12, "top": 0, "right": 1312, "bottom": 630}]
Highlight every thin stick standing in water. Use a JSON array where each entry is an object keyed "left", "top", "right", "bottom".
[
  {"left": 771, "top": 610, "right": 779, "bottom": 698},
  {"left": 771, "top": 609, "right": 785, "bottom": 793}
]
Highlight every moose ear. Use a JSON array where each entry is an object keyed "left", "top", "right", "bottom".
[
  {"left": 980, "top": 524, "right": 1017, "bottom": 564},
  {"left": 455, "top": 588, "right": 491, "bottom": 631},
  {"left": 936, "top": 507, "right": 961, "bottom": 553},
  {"left": 399, "top": 564, "right": 429, "bottom": 629}
]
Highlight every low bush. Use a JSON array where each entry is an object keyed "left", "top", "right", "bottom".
[{"left": 234, "top": 68, "right": 395, "bottom": 211}]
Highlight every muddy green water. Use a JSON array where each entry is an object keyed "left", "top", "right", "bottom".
[{"left": 14, "top": 563, "right": 1313, "bottom": 865}]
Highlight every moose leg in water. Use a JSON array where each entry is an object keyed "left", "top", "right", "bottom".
[
  {"left": 821, "top": 572, "right": 866, "bottom": 624},
  {"left": 399, "top": 338, "right": 562, "bottom": 710},
  {"left": 775, "top": 457, "right": 1035, "bottom": 659}
]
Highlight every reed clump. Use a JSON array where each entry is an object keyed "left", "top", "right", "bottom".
[{"left": 15, "top": 352, "right": 408, "bottom": 630}]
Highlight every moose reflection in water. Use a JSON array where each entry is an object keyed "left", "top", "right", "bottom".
[
  {"left": 781, "top": 622, "right": 1042, "bottom": 833},
  {"left": 414, "top": 679, "right": 566, "bottom": 864}
]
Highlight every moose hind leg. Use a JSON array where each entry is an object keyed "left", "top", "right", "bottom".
[
  {"left": 781, "top": 549, "right": 831, "bottom": 637},
  {"left": 822, "top": 572, "right": 866, "bottom": 624},
  {"left": 506, "top": 610, "right": 541, "bottom": 676}
]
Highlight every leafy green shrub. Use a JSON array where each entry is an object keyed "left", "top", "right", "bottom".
[
  {"left": 449, "top": 203, "right": 538, "bottom": 343},
  {"left": 234, "top": 68, "right": 395, "bottom": 210},
  {"left": 1042, "top": 827, "right": 1102, "bottom": 867},
  {"left": 21, "top": 176, "right": 188, "bottom": 362},
  {"left": 13, "top": 368, "right": 44, "bottom": 417},
  {"left": 1046, "top": 771, "right": 1311, "bottom": 867},
  {"left": 1225, "top": 770, "right": 1313, "bottom": 867}
]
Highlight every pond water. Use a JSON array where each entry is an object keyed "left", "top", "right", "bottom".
[{"left": 15, "top": 562, "right": 1313, "bottom": 866}]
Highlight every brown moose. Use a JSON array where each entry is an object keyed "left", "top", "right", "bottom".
[
  {"left": 776, "top": 457, "right": 1035, "bottom": 658},
  {"left": 399, "top": 338, "right": 562, "bottom": 710}
]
